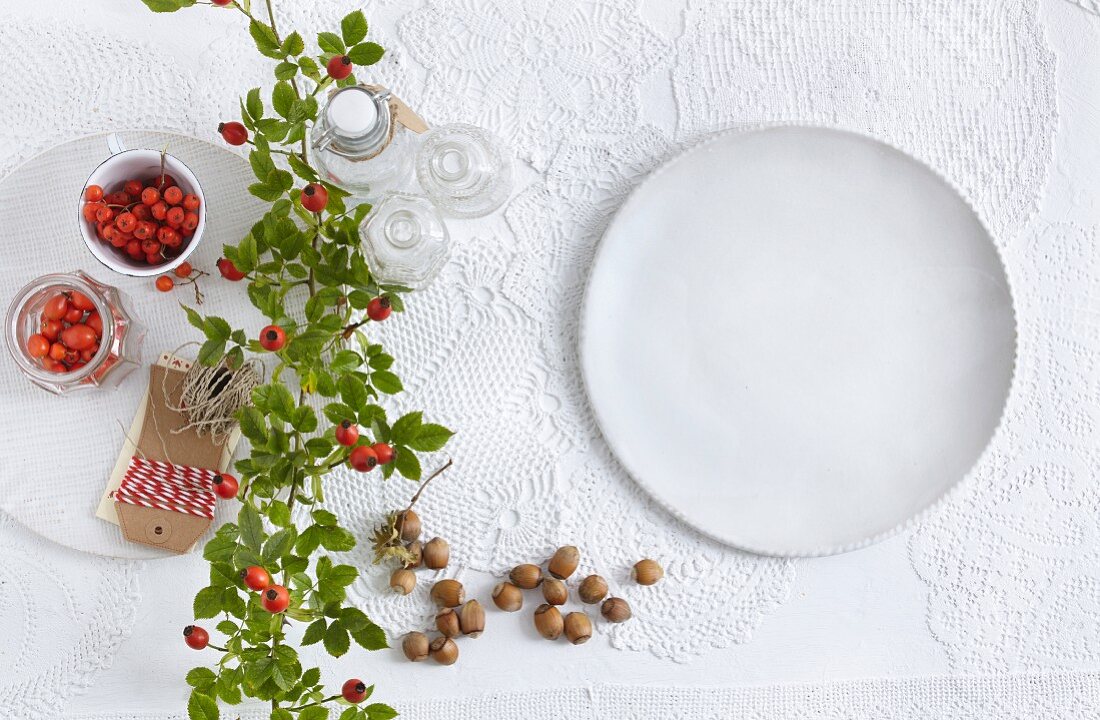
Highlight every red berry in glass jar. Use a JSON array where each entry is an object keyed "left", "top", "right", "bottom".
[
  {"left": 63, "top": 305, "right": 85, "bottom": 324},
  {"left": 48, "top": 342, "right": 66, "bottom": 361},
  {"left": 40, "top": 318, "right": 62, "bottom": 341},
  {"left": 85, "top": 311, "right": 103, "bottom": 338},
  {"left": 155, "top": 276, "right": 175, "bottom": 292},
  {"left": 349, "top": 445, "right": 378, "bottom": 472},
  {"left": 217, "top": 257, "right": 246, "bottom": 281},
  {"left": 261, "top": 585, "right": 290, "bottom": 613},
  {"left": 259, "top": 325, "right": 286, "bottom": 351},
  {"left": 69, "top": 291, "right": 95, "bottom": 312},
  {"left": 301, "top": 183, "right": 329, "bottom": 213},
  {"left": 371, "top": 443, "right": 395, "bottom": 465},
  {"left": 84, "top": 185, "right": 104, "bottom": 202},
  {"left": 26, "top": 334, "right": 49, "bottom": 358},
  {"left": 42, "top": 294, "right": 70, "bottom": 321},
  {"left": 367, "top": 296, "right": 391, "bottom": 321},
  {"left": 241, "top": 565, "right": 271, "bottom": 592},
  {"left": 183, "top": 625, "right": 209, "bottom": 650},
  {"left": 334, "top": 420, "right": 359, "bottom": 446},
  {"left": 219, "top": 121, "right": 248, "bottom": 146},
  {"left": 61, "top": 324, "right": 97, "bottom": 351},
  {"left": 212, "top": 473, "right": 239, "bottom": 500},
  {"left": 327, "top": 54, "right": 353, "bottom": 80},
  {"left": 342, "top": 679, "right": 369, "bottom": 704}
]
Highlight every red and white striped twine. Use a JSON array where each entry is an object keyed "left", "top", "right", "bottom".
[{"left": 113, "top": 456, "right": 217, "bottom": 519}]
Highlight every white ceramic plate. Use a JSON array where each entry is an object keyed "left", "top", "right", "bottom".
[{"left": 580, "top": 126, "right": 1016, "bottom": 556}]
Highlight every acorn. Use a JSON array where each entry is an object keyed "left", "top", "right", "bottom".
[
  {"left": 402, "top": 631, "right": 430, "bottom": 662},
  {"left": 389, "top": 567, "right": 416, "bottom": 595},
  {"left": 578, "top": 574, "right": 608, "bottom": 604},
  {"left": 564, "top": 612, "right": 593, "bottom": 645},
  {"left": 423, "top": 537, "right": 450, "bottom": 570},
  {"left": 458, "top": 599, "right": 486, "bottom": 637},
  {"left": 492, "top": 582, "right": 523, "bottom": 612},
  {"left": 510, "top": 563, "right": 543, "bottom": 589},
  {"left": 601, "top": 597, "right": 632, "bottom": 623},
  {"left": 429, "top": 636, "right": 459, "bottom": 665},
  {"left": 430, "top": 578, "right": 465, "bottom": 608},
  {"left": 541, "top": 577, "right": 568, "bottom": 606},
  {"left": 396, "top": 509, "right": 421, "bottom": 543},
  {"left": 548, "top": 545, "right": 580, "bottom": 579},
  {"left": 534, "top": 603, "right": 564, "bottom": 640},
  {"left": 403, "top": 541, "right": 423, "bottom": 569},
  {"left": 435, "top": 607, "right": 460, "bottom": 637},
  {"left": 632, "top": 558, "right": 664, "bottom": 586}
]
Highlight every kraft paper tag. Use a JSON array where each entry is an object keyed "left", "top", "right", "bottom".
[{"left": 365, "top": 83, "right": 429, "bottom": 134}]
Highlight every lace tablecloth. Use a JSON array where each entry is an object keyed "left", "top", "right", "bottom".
[{"left": 0, "top": 0, "right": 1096, "bottom": 717}]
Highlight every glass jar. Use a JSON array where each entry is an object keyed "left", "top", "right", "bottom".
[
  {"left": 5, "top": 271, "right": 145, "bottom": 395},
  {"left": 311, "top": 85, "right": 417, "bottom": 199},
  {"left": 361, "top": 193, "right": 450, "bottom": 290},
  {"left": 415, "top": 123, "right": 513, "bottom": 218}
]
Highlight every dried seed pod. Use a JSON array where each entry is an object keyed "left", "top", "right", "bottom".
[
  {"left": 541, "top": 577, "right": 568, "bottom": 606},
  {"left": 534, "top": 603, "right": 564, "bottom": 640},
  {"left": 510, "top": 563, "right": 543, "bottom": 589},
  {"left": 601, "top": 597, "right": 632, "bottom": 623},
  {"left": 631, "top": 558, "right": 664, "bottom": 586},
  {"left": 396, "top": 509, "right": 421, "bottom": 543},
  {"left": 548, "top": 545, "right": 580, "bottom": 579},
  {"left": 389, "top": 568, "right": 416, "bottom": 595},
  {"left": 577, "top": 574, "right": 608, "bottom": 604},
  {"left": 492, "top": 582, "right": 523, "bottom": 612},
  {"left": 402, "top": 631, "right": 430, "bottom": 662},
  {"left": 458, "top": 599, "right": 486, "bottom": 637},
  {"left": 429, "top": 636, "right": 459, "bottom": 665},
  {"left": 564, "top": 612, "right": 593, "bottom": 645},
  {"left": 403, "top": 541, "right": 423, "bottom": 569},
  {"left": 423, "top": 537, "right": 450, "bottom": 570},
  {"left": 435, "top": 607, "right": 460, "bottom": 637},
  {"left": 430, "top": 578, "right": 465, "bottom": 608}
]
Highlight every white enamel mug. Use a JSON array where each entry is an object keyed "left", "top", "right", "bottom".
[{"left": 78, "top": 134, "right": 206, "bottom": 277}]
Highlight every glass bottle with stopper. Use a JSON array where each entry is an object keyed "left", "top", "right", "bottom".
[
  {"left": 310, "top": 84, "right": 427, "bottom": 198},
  {"left": 361, "top": 193, "right": 450, "bottom": 290}
]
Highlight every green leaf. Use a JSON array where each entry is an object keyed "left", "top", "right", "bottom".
[
  {"left": 182, "top": 304, "right": 205, "bottom": 333},
  {"left": 371, "top": 370, "right": 403, "bottom": 395},
  {"left": 187, "top": 689, "right": 219, "bottom": 720},
  {"left": 141, "top": 0, "right": 195, "bottom": 12},
  {"left": 291, "top": 405, "right": 318, "bottom": 433},
  {"left": 193, "top": 585, "right": 224, "bottom": 619},
  {"left": 407, "top": 423, "right": 454, "bottom": 452},
  {"left": 348, "top": 42, "right": 384, "bottom": 66},
  {"left": 301, "top": 707, "right": 330, "bottom": 720},
  {"left": 262, "top": 528, "right": 295, "bottom": 565},
  {"left": 268, "top": 499, "right": 291, "bottom": 527},
  {"left": 238, "top": 407, "right": 268, "bottom": 444},
  {"left": 282, "top": 31, "right": 305, "bottom": 56},
  {"left": 249, "top": 20, "right": 282, "bottom": 59},
  {"left": 249, "top": 150, "right": 277, "bottom": 183},
  {"left": 390, "top": 411, "right": 422, "bottom": 444},
  {"left": 238, "top": 503, "right": 265, "bottom": 554},
  {"left": 205, "top": 315, "right": 232, "bottom": 342},
  {"left": 341, "top": 10, "right": 369, "bottom": 45},
  {"left": 272, "top": 81, "right": 296, "bottom": 119},
  {"left": 339, "top": 709, "right": 359, "bottom": 720},
  {"left": 317, "top": 31, "right": 345, "bottom": 54},
  {"left": 320, "top": 526, "right": 356, "bottom": 551},
  {"left": 351, "top": 621, "right": 389, "bottom": 650},
  {"left": 246, "top": 87, "right": 264, "bottom": 121},
  {"left": 323, "top": 622, "right": 350, "bottom": 657},
  {"left": 394, "top": 446, "right": 421, "bottom": 480},
  {"left": 326, "top": 564, "right": 358, "bottom": 587},
  {"left": 186, "top": 667, "right": 217, "bottom": 689},
  {"left": 365, "top": 704, "right": 397, "bottom": 720},
  {"left": 338, "top": 374, "right": 368, "bottom": 410},
  {"left": 248, "top": 182, "right": 284, "bottom": 203},
  {"left": 267, "top": 383, "right": 297, "bottom": 422},
  {"left": 302, "top": 618, "right": 327, "bottom": 646},
  {"left": 271, "top": 710, "right": 293, "bottom": 720},
  {"left": 197, "top": 339, "right": 226, "bottom": 367},
  {"left": 288, "top": 153, "right": 318, "bottom": 181}
]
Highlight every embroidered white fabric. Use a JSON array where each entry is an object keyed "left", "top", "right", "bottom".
[{"left": 0, "top": 0, "right": 1082, "bottom": 717}]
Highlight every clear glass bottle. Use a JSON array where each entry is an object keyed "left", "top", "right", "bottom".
[
  {"left": 415, "top": 123, "right": 513, "bottom": 218},
  {"left": 310, "top": 85, "right": 417, "bottom": 199},
  {"left": 361, "top": 193, "right": 450, "bottom": 290},
  {"left": 5, "top": 271, "right": 145, "bottom": 395}
]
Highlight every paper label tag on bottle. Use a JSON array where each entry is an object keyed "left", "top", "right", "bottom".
[{"left": 366, "top": 84, "right": 428, "bottom": 134}]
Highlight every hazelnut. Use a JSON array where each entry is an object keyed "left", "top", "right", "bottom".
[
  {"left": 389, "top": 567, "right": 416, "bottom": 595},
  {"left": 429, "top": 636, "right": 459, "bottom": 665},
  {"left": 492, "top": 582, "right": 523, "bottom": 612},
  {"left": 541, "top": 577, "right": 568, "bottom": 606},
  {"left": 548, "top": 545, "right": 580, "bottom": 579},
  {"left": 396, "top": 509, "right": 421, "bottom": 543},
  {"left": 430, "top": 578, "right": 465, "bottom": 608},
  {"left": 533, "top": 603, "right": 564, "bottom": 640},
  {"left": 631, "top": 558, "right": 664, "bottom": 586},
  {"left": 458, "top": 599, "right": 486, "bottom": 637},
  {"left": 510, "top": 563, "right": 543, "bottom": 589},
  {"left": 601, "top": 597, "right": 632, "bottom": 623},
  {"left": 435, "top": 607, "right": 460, "bottom": 637},
  {"left": 403, "top": 541, "right": 422, "bottom": 569},
  {"left": 423, "top": 537, "right": 450, "bottom": 570},
  {"left": 564, "top": 612, "right": 593, "bottom": 645},
  {"left": 578, "top": 574, "right": 608, "bottom": 604},
  {"left": 402, "top": 631, "right": 430, "bottom": 662}
]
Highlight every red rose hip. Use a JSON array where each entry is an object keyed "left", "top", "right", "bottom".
[
  {"left": 301, "top": 183, "right": 329, "bottom": 213},
  {"left": 217, "top": 257, "right": 246, "bottom": 281},
  {"left": 259, "top": 325, "right": 286, "bottom": 351},
  {"left": 342, "top": 679, "right": 369, "bottom": 704},
  {"left": 219, "top": 121, "right": 248, "bottom": 146},
  {"left": 335, "top": 420, "right": 359, "bottom": 446},
  {"left": 241, "top": 565, "right": 272, "bottom": 592},
  {"left": 183, "top": 625, "right": 209, "bottom": 650},
  {"left": 327, "top": 55, "right": 353, "bottom": 80},
  {"left": 367, "top": 296, "right": 391, "bottom": 321},
  {"left": 212, "top": 473, "right": 239, "bottom": 500},
  {"left": 371, "top": 443, "right": 395, "bottom": 465},
  {"left": 261, "top": 585, "right": 290, "bottom": 613},
  {"left": 349, "top": 445, "right": 378, "bottom": 472}
]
